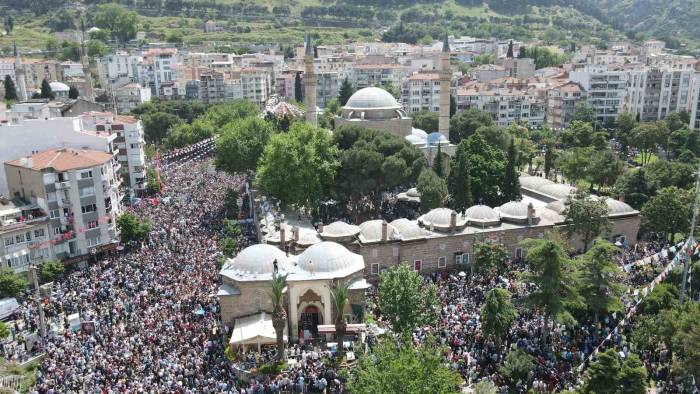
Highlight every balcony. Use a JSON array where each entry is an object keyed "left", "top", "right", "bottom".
[{"left": 55, "top": 181, "right": 70, "bottom": 189}]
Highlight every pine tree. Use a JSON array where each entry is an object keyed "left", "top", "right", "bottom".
[
  {"left": 294, "top": 72, "right": 303, "bottom": 103},
  {"left": 449, "top": 95, "right": 456, "bottom": 117},
  {"left": 338, "top": 77, "right": 355, "bottom": 106},
  {"left": 40, "top": 79, "right": 54, "bottom": 99},
  {"left": 432, "top": 143, "right": 445, "bottom": 177},
  {"left": 502, "top": 138, "right": 520, "bottom": 202},
  {"left": 506, "top": 40, "right": 514, "bottom": 58},
  {"left": 3, "top": 75, "right": 17, "bottom": 101},
  {"left": 447, "top": 141, "right": 473, "bottom": 212},
  {"left": 544, "top": 143, "right": 554, "bottom": 179},
  {"left": 582, "top": 349, "right": 620, "bottom": 394},
  {"left": 518, "top": 46, "right": 527, "bottom": 59},
  {"left": 68, "top": 85, "right": 79, "bottom": 99}
]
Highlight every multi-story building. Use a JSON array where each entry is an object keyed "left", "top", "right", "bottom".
[
  {"left": 457, "top": 83, "right": 546, "bottom": 128},
  {"left": 97, "top": 51, "right": 142, "bottom": 87},
  {"left": 275, "top": 72, "right": 297, "bottom": 101},
  {"left": 546, "top": 82, "right": 586, "bottom": 130},
  {"left": 315, "top": 71, "right": 340, "bottom": 108},
  {"left": 499, "top": 58, "right": 535, "bottom": 80},
  {"left": 350, "top": 63, "right": 404, "bottom": 91},
  {"left": 81, "top": 113, "right": 147, "bottom": 194},
  {"left": 23, "top": 59, "right": 63, "bottom": 91},
  {"left": 4, "top": 148, "right": 121, "bottom": 261},
  {"left": 0, "top": 57, "right": 16, "bottom": 95},
  {"left": 0, "top": 196, "right": 53, "bottom": 273},
  {"left": 401, "top": 73, "right": 441, "bottom": 113},
  {"left": 114, "top": 83, "right": 152, "bottom": 114},
  {"left": 239, "top": 68, "right": 272, "bottom": 108},
  {"left": 690, "top": 73, "right": 700, "bottom": 131},
  {"left": 569, "top": 66, "right": 628, "bottom": 125},
  {"left": 198, "top": 72, "right": 226, "bottom": 104},
  {"left": 472, "top": 64, "right": 509, "bottom": 83},
  {"left": 625, "top": 67, "right": 694, "bottom": 121}
]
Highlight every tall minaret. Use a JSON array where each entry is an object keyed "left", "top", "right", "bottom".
[
  {"left": 438, "top": 34, "right": 451, "bottom": 139},
  {"left": 304, "top": 33, "right": 317, "bottom": 126},
  {"left": 13, "top": 42, "right": 28, "bottom": 102},
  {"left": 80, "top": 19, "right": 95, "bottom": 101}
]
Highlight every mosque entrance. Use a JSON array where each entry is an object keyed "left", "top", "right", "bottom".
[{"left": 300, "top": 305, "right": 321, "bottom": 339}]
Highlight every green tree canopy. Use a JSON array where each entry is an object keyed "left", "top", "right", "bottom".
[
  {"left": 257, "top": 122, "right": 339, "bottom": 209},
  {"left": 4, "top": 75, "right": 17, "bottom": 101},
  {"left": 338, "top": 76, "right": 355, "bottom": 106},
  {"left": 480, "top": 288, "right": 516, "bottom": 345},
  {"left": 641, "top": 186, "right": 693, "bottom": 243},
  {"left": 631, "top": 121, "right": 670, "bottom": 165},
  {"left": 502, "top": 138, "right": 520, "bottom": 202},
  {"left": 214, "top": 117, "right": 275, "bottom": 175},
  {"left": 447, "top": 140, "right": 473, "bottom": 212},
  {"left": 0, "top": 269, "right": 28, "bottom": 298},
  {"left": 449, "top": 108, "right": 493, "bottom": 144},
  {"left": 575, "top": 240, "right": 624, "bottom": 323},
  {"left": 587, "top": 149, "right": 624, "bottom": 191},
  {"left": 417, "top": 168, "right": 448, "bottom": 212},
  {"left": 204, "top": 100, "right": 260, "bottom": 127},
  {"left": 38, "top": 260, "right": 65, "bottom": 284},
  {"left": 116, "top": 212, "right": 151, "bottom": 244},
  {"left": 377, "top": 263, "right": 440, "bottom": 336},
  {"left": 142, "top": 112, "right": 183, "bottom": 144},
  {"left": 410, "top": 109, "right": 438, "bottom": 132},
  {"left": 40, "top": 79, "right": 54, "bottom": 99},
  {"left": 619, "top": 353, "right": 648, "bottom": 394},
  {"left": 464, "top": 133, "right": 506, "bottom": 206},
  {"left": 563, "top": 190, "right": 611, "bottom": 252},
  {"left": 93, "top": 3, "right": 139, "bottom": 43},
  {"left": 473, "top": 242, "right": 510, "bottom": 274},
  {"left": 582, "top": 348, "right": 620, "bottom": 394},
  {"left": 500, "top": 348, "right": 533, "bottom": 388}
]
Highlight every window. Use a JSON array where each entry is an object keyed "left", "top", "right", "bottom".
[
  {"left": 80, "top": 170, "right": 93, "bottom": 179},
  {"left": 54, "top": 228, "right": 61, "bottom": 235},
  {"left": 25, "top": 231, "right": 31, "bottom": 242},
  {"left": 50, "top": 209, "right": 60, "bottom": 219},
  {"left": 47, "top": 191, "right": 57, "bottom": 201},
  {"left": 371, "top": 263, "right": 379, "bottom": 275},
  {"left": 55, "top": 243, "right": 65, "bottom": 253},
  {"left": 14, "top": 234, "right": 25, "bottom": 244},
  {"left": 3, "top": 237, "right": 13, "bottom": 247},
  {"left": 87, "top": 220, "right": 98, "bottom": 229},
  {"left": 81, "top": 204, "right": 97, "bottom": 214},
  {"left": 438, "top": 256, "right": 447, "bottom": 268},
  {"left": 371, "top": 249, "right": 378, "bottom": 258},
  {"left": 515, "top": 248, "right": 523, "bottom": 259},
  {"left": 79, "top": 186, "right": 95, "bottom": 197},
  {"left": 87, "top": 236, "right": 101, "bottom": 247},
  {"left": 414, "top": 260, "right": 422, "bottom": 271},
  {"left": 34, "top": 229, "right": 45, "bottom": 238},
  {"left": 392, "top": 247, "right": 399, "bottom": 257},
  {"left": 462, "top": 253, "right": 470, "bottom": 265}
]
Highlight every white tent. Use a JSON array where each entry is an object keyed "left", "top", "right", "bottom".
[{"left": 229, "top": 312, "right": 287, "bottom": 352}]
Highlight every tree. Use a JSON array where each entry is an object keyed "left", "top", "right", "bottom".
[
  {"left": 0, "top": 269, "right": 28, "bottom": 298},
  {"left": 464, "top": 133, "right": 506, "bottom": 206},
  {"left": 573, "top": 102, "right": 597, "bottom": 124},
  {"left": 204, "top": 100, "right": 260, "bottom": 127},
  {"left": 450, "top": 95, "right": 457, "bottom": 118},
  {"left": 214, "top": 117, "right": 275, "bottom": 175},
  {"left": 329, "top": 280, "right": 350, "bottom": 359},
  {"left": 473, "top": 242, "right": 509, "bottom": 274},
  {"left": 348, "top": 337, "right": 461, "bottom": 394},
  {"left": 619, "top": 353, "right": 648, "bottom": 394},
  {"left": 449, "top": 108, "right": 493, "bottom": 144},
  {"left": 473, "top": 381, "right": 498, "bottom": 394},
  {"left": 142, "top": 112, "right": 182, "bottom": 144},
  {"left": 269, "top": 273, "right": 288, "bottom": 363},
  {"left": 480, "top": 288, "right": 516, "bottom": 345},
  {"left": 563, "top": 190, "right": 611, "bottom": 252},
  {"left": 68, "top": 85, "right": 79, "bottom": 99},
  {"left": 40, "top": 79, "right": 54, "bottom": 99},
  {"left": 0, "top": 322, "right": 9, "bottom": 340},
  {"left": 219, "top": 237, "right": 237, "bottom": 258},
  {"left": 582, "top": 349, "right": 620, "bottom": 394},
  {"left": 587, "top": 149, "right": 624, "bottom": 191},
  {"left": 417, "top": 169, "right": 448, "bottom": 212},
  {"left": 447, "top": 140, "right": 473, "bottom": 212},
  {"left": 38, "top": 260, "right": 65, "bottom": 284},
  {"left": 500, "top": 348, "right": 533, "bottom": 388},
  {"left": 338, "top": 76, "right": 355, "bottom": 106},
  {"left": 506, "top": 40, "right": 514, "bottom": 58},
  {"left": 631, "top": 121, "right": 670, "bottom": 165},
  {"left": 377, "top": 263, "right": 440, "bottom": 336},
  {"left": 641, "top": 186, "right": 692, "bottom": 243},
  {"left": 559, "top": 121, "right": 596, "bottom": 148},
  {"left": 432, "top": 143, "right": 445, "bottom": 177},
  {"left": 93, "top": 4, "right": 139, "bottom": 43},
  {"left": 615, "top": 112, "right": 637, "bottom": 155},
  {"left": 116, "top": 212, "right": 151, "bottom": 244},
  {"left": 294, "top": 72, "right": 303, "bottom": 103},
  {"left": 3, "top": 75, "right": 17, "bottom": 101},
  {"left": 502, "top": 138, "right": 520, "bottom": 201},
  {"left": 575, "top": 240, "right": 624, "bottom": 323},
  {"left": 257, "top": 123, "right": 339, "bottom": 209},
  {"left": 614, "top": 169, "right": 649, "bottom": 210},
  {"left": 4, "top": 15, "right": 14, "bottom": 34},
  {"left": 521, "top": 239, "right": 578, "bottom": 347},
  {"left": 411, "top": 109, "right": 438, "bottom": 132},
  {"left": 87, "top": 40, "right": 108, "bottom": 58}
]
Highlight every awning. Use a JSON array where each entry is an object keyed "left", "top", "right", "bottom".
[
  {"left": 317, "top": 323, "right": 367, "bottom": 334},
  {"left": 229, "top": 312, "right": 287, "bottom": 346}
]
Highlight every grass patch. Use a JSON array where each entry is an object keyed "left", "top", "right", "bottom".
[{"left": 0, "top": 359, "right": 41, "bottom": 393}]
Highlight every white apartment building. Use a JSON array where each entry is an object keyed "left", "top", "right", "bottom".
[
  {"left": 546, "top": 82, "right": 586, "bottom": 130},
  {"left": 625, "top": 67, "right": 694, "bottom": 121},
  {"left": 401, "top": 73, "right": 441, "bottom": 113},
  {"left": 690, "top": 73, "right": 700, "bottom": 131},
  {"left": 457, "top": 85, "right": 546, "bottom": 128},
  {"left": 114, "top": 83, "right": 152, "bottom": 114},
  {"left": 97, "top": 51, "right": 143, "bottom": 87},
  {"left": 472, "top": 64, "right": 509, "bottom": 83},
  {"left": 4, "top": 148, "right": 121, "bottom": 261},
  {"left": 199, "top": 72, "right": 226, "bottom": 104},
  {"left": 0, "top": 57, "right": 16, "bottom": 91},
  {"left": 240, "top": 68, "right": 272, "bottom": 108},
  {"left": 350, "top": 64, "right": 404, "bottom": 91},
  {"left": 315, "top": 71, "right": 340, "bottom": 109},
  {"left": 569, "top": 66, "right": 628, "bottom": 124},
  {"left": 0, "top": 196, "right": 53, "bottom": 273}
]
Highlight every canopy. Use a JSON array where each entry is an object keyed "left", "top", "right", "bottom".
[{"left": 229, "top": 312, "right": 287, "bottom": 348}]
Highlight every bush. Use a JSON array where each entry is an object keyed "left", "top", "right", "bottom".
[{"left": 38, "top": 260, "right": 65, "bottom": 283}]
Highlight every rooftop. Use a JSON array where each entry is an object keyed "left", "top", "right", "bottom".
[{"left": 6, "top": 148, "right": 114, "bottom": 172}]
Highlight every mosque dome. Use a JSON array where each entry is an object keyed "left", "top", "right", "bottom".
[
  {"left": 391, "top": 218, "right": 428, "bottom": 240},
  {"left": 358, "top": 220, "right": 399, "bottom": 243},
  {"left": 228, "top": 244, "right": 289, "bottom": 275},
  {"left": 297, "top": 241, "right": 365, "bottom": 277},
  {"left": 50, "top": 82, "right": 70, "bottom": 92},
  {"left": 545, "top": 200, "right": 566, "bottom": 214},
  {"left": 465, "top": 205, "right": 500, "bottom": 226},
  {"left": 605, "top": 199, "right": 638, "bottom": 217},
  {"left": 427, "top": 132, "right": 449, "bottom": 146},
  {"left": 496, "top": 201, "right": 531, "bottom": 220},
  {"left": 319, "top": 221, "right": 361, "bottom": 240},
  {"left": 539, "top": 184, "right": 576, "bottom": 200},
  {"left": 418, "top": 208, "right": 467, "bottom": 231},
  {"left": 344, "top": 87, "right": 401, "bottom": 110}
]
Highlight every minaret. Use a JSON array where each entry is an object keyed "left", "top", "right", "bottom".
[
  {"left": 80, "top": 20, "right": 95, "bottom": 101},
  {"left": 13, "top": 42, "right": 28, "bottom": 102},
  {"left": 438, "top": 34, "right": 451, "bottom": 138},
  {"left": 304, "top": 33, "right": 317, "bottom": 127}
]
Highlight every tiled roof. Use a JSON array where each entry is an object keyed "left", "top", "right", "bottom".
[{"left": 6, "top": 148, "right": 113, "bottom": 171}]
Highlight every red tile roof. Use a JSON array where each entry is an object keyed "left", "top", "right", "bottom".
[{"left": 6, "top": 148, "right": 113, "bottom": 172}]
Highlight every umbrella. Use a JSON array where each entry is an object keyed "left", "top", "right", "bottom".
[{"left": 458, "top": 271, "right": 467, "bottom": 277}]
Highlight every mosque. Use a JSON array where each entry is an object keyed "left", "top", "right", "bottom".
[{"left": 217, "top": 34, "right": 642, "bottom": 346}]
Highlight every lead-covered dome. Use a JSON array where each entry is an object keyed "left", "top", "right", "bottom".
[
  {"left": 391, "top": 218, "right": 429, "bottom": 240},
  {"left": 605, "top": 199, "right": 637, "bottom": 217},
  {"left": 495, "top": 201, "right": 535, "bottom": 223},
  {"left": 465, "top": 205, "right": 500, "bottom": 226},
  {"left": 359, "top": 220, "right": 399, "bottom": 243},
  {"left": 319, "top": 221, "right": 361, "bottom": 240},
  {"left": 345, "top": 87, "right": 401, "bottom": 110},
  {"left": 296, "top": 242, "right": 365, "bottom": 278},
  {"left": 49, "top": 82, "right": 70, "bottom": 92},
  {"left": 222, "top": 244, "right": 290, "bottom": 280},
  {"left": 418, "top": 208, "right": 467, "bottom": 231}
]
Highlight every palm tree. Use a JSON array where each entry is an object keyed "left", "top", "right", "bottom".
[
  {"left": 329, "top": 280, "right": 351, "bottom": 360},
  {"left": 269, "top": 272, "right": 288, "bottom": 363}
]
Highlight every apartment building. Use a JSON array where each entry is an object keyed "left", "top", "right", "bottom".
[
  {"left": 690, "top": 73, "right": 700, "bottom": 131},
  {"left": 546, "top": 82, "right": 586, "bottom": 130},
  {"left": 472, "top": 64, "right": 509, "bottom": 83},
  {"left": 569, "top": 66, "right": 628, "bottom": 125},
  {"left": 114, "top": 83, "right": 152, "bottom": 114},
  {"left": 401, "top": 73, "right": 441, "bottom": 113},
  {"left": 625, "top": 67, "right": 694, "bottom": 121},
  {"left": 4, "top": 148, "right": 121, "bottom": 261},
  {"left": 457, "top": 84, "right": 546, "bottom": 128},
  {"left": 23, "top": 60, "right": 63, "bottom": 91},
  {"left": 97, "top": 51, "right": 142, "bottom": 86},
  {"left": 350, "top": 63, "right": 404, "bottom": 91},
  {"left": 0, "top": 196, "right": 53, "bottom": 273},
  {"left": 239, "top": 68, "right": 272, "bottom": 108},
  {"left": 499, "top": 58, "right": 535, "bottom": 80},
  {"left": 315, "top": 71, "right": 340, "bottom": 108},
  {"left": 199, "top": 71, "right": 226, "bottom": 104}
]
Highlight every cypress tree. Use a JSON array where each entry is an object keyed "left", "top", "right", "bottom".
[
  {"left": 506, "top": 40, "right": 514, "bottom": 58},
  {"left": 432, "top": 143, "right": 445, "bottom": 177},
  {"left": 503, "top": 138, "right": 520, "bottom": 202},
  {"left": 518, "top": 46, "right": 527, "bottom": 59},
  {"left": 447, "top": 141, "right": 473, "bottom": 212},
  {"left": 338, "top": 77, "right": 355, "bottom": 106},
  {"left": 3, "top": 75, "right": 17, "bottom": 101},
  {"left": 40, "top": 79, "right": 54, "bottom": 99},
  {"left": 68, "top": 85, "right": 79, "bottom": 99},
  {"left": 294, "top": 72, "right": 303, "bottom": 103}
]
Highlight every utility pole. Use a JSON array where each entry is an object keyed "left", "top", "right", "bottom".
[
  {"left": 680, "top": 160, "right": 700, "bottom": 303},
  {"left": 28, "top": 264, "right": 47, "bottom": 339}
]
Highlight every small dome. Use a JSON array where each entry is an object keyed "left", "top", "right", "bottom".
[
  {"left": 297, "top": 242, "right": 364, "bottom": 276},
  {"left": 295, "top": 228, "right": 322, "bottom": 247},
  {"left": 496, "top": 201, "right": 531, "bottom": 220},
  {"left": 605, "top": 199, "right": 637, "bottom": 216},
  {"left": 411, "top": 128, "right": 428, "bottom": 138},
  {"left": 229, "top": 244, "right": 289, "bottom": 275},
  {"left": 359, "top": 220, "right": 399, "bottom": 243},
  {"left": 519, "top": 175, "right": 554, "bottom": 190},
  {"left": 545, "top": 200, "right": 566, "bottom": 214},
  {"left": 405, "top": 134, "right": 425, "bottom": 145},
  {"left": 49, "top": 82, "right": 70, "bottom": 92},
  {"left": 418, "top": 208, "right": 467, "bottom": 231},
  {"left": 344, "top": 87, "right": 401, "bottom": 110},
  {"left": 397, "top": 187, "right": 420, "bottom": 203},
  {"left": 465, "top": 205, "right": 500, "bottom": 226},
  {"left": 391, "top": 219, "right": 428, "bottom": 240},
  {"left": 319, "top": 221, "right": 361, "bottom": 239},
  {"left": 539, "top": 184, "right": 576, "bottom": 200},
  {"left": 427, "top": 132, "right": 449, "bottom": 146}
]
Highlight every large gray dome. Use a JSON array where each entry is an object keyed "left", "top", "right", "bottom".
[{"left": 344, "top": 87, "right": 401, "bottom": 110}]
